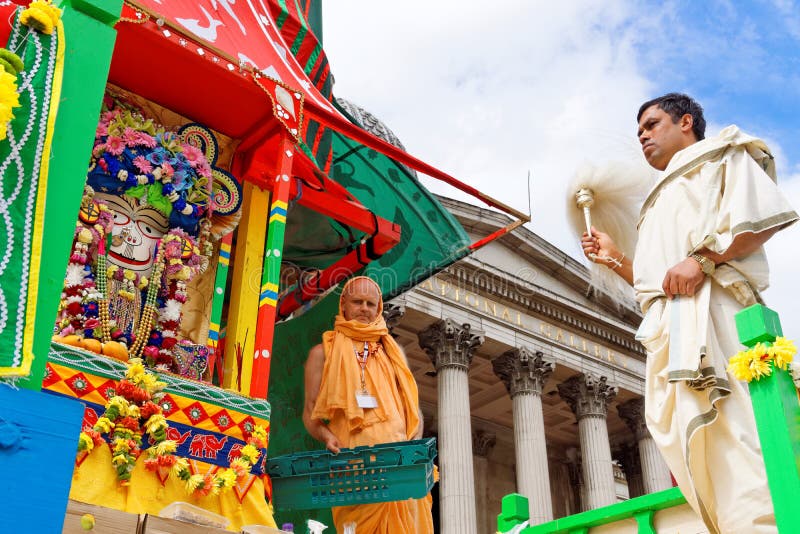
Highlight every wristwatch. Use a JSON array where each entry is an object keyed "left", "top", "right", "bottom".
[{"left": 690, "top": 253, "right": 715, "bottom": 275}]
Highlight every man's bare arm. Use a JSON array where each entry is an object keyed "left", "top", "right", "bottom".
[
  {"left": 697, "top": 227, "right": 781, "bottom": 265},
  {"left": 303, "top": 344, "right": 341, "bottom": 453},
  {"left": 662, "top": 227, "right": 783, "bottom": 299}
]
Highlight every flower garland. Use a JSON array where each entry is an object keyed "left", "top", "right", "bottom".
[
  {"left": 78, "top": 359, "right": 170, "bottom": 485},
  {"left": 77, "top": 359, "right": 269, "bottom": 496},
  {"left": 20, "top": 0, "right": 62, "bottom": 35},
  {"left": 55, "top": 188, "right": 114, "bottom": 342},
  {"left": 88, "top": 101, "right": 213, "bottom": 232},
  {"left": 172, "top": 425, "right": 269, "bottom": 497},
  {"left": 138, "top": 229, "right": 204, "bottom": 370},
  {"left": 0, "top": 48, "right": 23, "bottom": 141},
  {"left": 727, "top": 337, "right": 797, "bottom": 382}
]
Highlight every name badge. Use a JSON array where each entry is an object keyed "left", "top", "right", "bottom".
[{"left": 356, "top": 391, "right": 378, "bottom": 408}]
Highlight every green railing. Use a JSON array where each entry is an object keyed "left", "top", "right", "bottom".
[
  {"left": 497, "top": 304, "right": 800, "bottom": 533},
  {"left": 498, "top": 488, "right": 686, "bottom": 534}
]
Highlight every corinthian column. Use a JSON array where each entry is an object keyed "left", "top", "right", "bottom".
[
  {"left": 472, "top": 430, "right": 496, "bottom": 534},
  {"left": 492, "top": 347, "right": 555, "bottom": 524},
  {"left": 617, "top": 398, "right": 672, "bottom": 494},
  {"left": 418, "top": 319, "right": 484, "bottom": 534},
  {"left": 557, "top": 373, "right": 618, "bottom": 510}
]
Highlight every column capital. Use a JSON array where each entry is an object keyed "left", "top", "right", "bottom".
[
  {"left": 492, "top": 347, "right": 554, "bottom": 397},
  {"left": 382, "top": 301, "right": 405, "bottom": 334},
  {"left": 557, "top": 373, "right": 618, "bottom": 419},
  {"left": 472, "top": 430, "right": 496, "bottom": 457},
  {"left": 418, "top": 318, "right": 484, "bottom": 371},
  {"left": 617, "top": 398, "right": 649, "bottom": 441}
]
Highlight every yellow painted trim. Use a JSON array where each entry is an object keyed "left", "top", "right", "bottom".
[
  {"left": 222, "top": 181, "right": 270, "bottom": 392},
  {"left": 0, "top": 22, "right": 65, "bottom": 377}
]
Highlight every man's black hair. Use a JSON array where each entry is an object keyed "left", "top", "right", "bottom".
[{"left": 637, "top": 93, "right": 706, "bottom": 141}]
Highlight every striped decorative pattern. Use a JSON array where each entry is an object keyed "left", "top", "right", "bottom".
[
  {"left": 267, "top": 0, "right": 331, "bottom": 98},
  {"left": 267, "top": 0, "right": 333, "bottom": 171},
  {"left": 250, "top": 140, "right": 294, "bottom": 398},
  {"left": 207, "top": 231, "right": 233, "bottom": 356},
  {"left": 0, "top": 11, "right": 61, "bottom": 376},
  {"left": 48, "top": 343, "right": 271, "bottom": 420}
]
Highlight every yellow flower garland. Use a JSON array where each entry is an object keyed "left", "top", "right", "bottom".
[
  {"left": 727, "top": 336, "right": 797, "bottom": 382},
  {"left": 0, "top": 69, "right": 20, "bottom": 141},
  {"left": 20, "top": 0, "right": 62, "bottom": 35},
  {"left": 171, "top": 424, "right": 268, "bottom": 497}
]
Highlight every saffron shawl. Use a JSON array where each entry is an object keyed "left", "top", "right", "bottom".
[{"left": 311, "top": 277, "right": 420, "bottom": 440}]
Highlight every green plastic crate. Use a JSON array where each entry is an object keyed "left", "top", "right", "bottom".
[{"left": 267, "top": 438, "right": 437, "bottom": 510}]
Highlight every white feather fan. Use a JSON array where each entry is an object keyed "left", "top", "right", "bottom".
[{"left": 566, "top": 159, "right": 656, "bottom": 301}]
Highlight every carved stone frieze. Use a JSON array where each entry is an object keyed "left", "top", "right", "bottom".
[{"left": 433, "top": 266, "right": 645, "bottom": 357}]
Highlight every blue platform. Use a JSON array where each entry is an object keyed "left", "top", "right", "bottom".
[{"left": 0, "top": 384, "right": 84, "bottom": 532}]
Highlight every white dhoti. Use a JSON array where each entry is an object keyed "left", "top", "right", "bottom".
[{"left": 638, "top": 285, "right": 775, "bottom": 533}]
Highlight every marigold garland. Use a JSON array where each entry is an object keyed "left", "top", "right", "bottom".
[
  {"left": 0, "top": 47, "right": 22, "bottom": 141},
  {"left": 77, "top": 358, "right": 269, "bottom": 495},
  {"left": 77, "top": 358, "right": 170, "bottom": 485},
  {"left": 171, "top": 423, "right": 268, "bottom": 497},
  {"left": 20, "top": 0, "right": 62, "bottom": 35},
  {"left": 727, "top": 336, "right": 797, "bottom": 382}
]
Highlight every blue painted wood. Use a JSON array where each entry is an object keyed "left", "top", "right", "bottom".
[{"left": 0, "top": 385, "right": 83, "bottom": 531}]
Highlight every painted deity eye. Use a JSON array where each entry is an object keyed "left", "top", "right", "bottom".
[
  {"left": 136, "top": 221, "right": 162, "bottom": 239},
  {"left": 113, "top": 212, "right": 130, "bottom": 225}
]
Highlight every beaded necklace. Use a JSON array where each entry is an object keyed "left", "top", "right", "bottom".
[
  {"left": 353, "top": 341, "right": 382, "bottom": 394},
  {"left": 129, "top": 241, "right": 166, "bottom": 358}
]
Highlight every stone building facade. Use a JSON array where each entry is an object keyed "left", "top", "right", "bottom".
[
  {"left": 337, "top": 98, "right": 673, "bottom": 533},
  {"left": 387, "top": 197, "right": 673, "bottom": 534}
]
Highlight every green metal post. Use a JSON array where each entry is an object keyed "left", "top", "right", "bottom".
[
  {"left": 497, "top": 493, "right": 530, "bottom": 533},
  {"left": 633, "top": 510, "right": 655, "bottom": 534},
  {"left": 735, "top": 304, "right": 800, "bottom": 533},
  {"left": 18, "top": 0, "right": 123, "bottom": 390}
]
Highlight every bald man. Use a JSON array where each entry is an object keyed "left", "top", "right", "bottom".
[{"left": 303, "top": 276, "right": 432, "bottom": 533}]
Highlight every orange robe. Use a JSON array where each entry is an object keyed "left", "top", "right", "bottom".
[{"left": 311, "top": 298, "right": 433, "bottom": 534}]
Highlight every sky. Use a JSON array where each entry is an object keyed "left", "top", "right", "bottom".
[{"left": 320, "top": 0, "right": 800, "bottom": 332}]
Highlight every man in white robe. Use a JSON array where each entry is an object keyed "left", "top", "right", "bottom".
[{"left": 581, "top": 93, "right": 797, "bottom": 534}]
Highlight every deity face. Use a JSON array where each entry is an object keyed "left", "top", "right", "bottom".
[{"left": 95, "top": 193, "right": 169, "bottom": 277}]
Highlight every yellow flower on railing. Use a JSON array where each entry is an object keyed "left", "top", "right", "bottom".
[
  {"left": 728, "top": 337, "right": 796, "bottom": 382},
  {"left": 768, "top": 337, "right": 796, "bottom": 369},
  {"left": 20, "top": 0, "right": 62, "bottom": 35}
]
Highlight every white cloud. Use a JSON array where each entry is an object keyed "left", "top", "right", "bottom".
[{"left": 760, "top": 137, "right": 800, "bottom": 329}]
